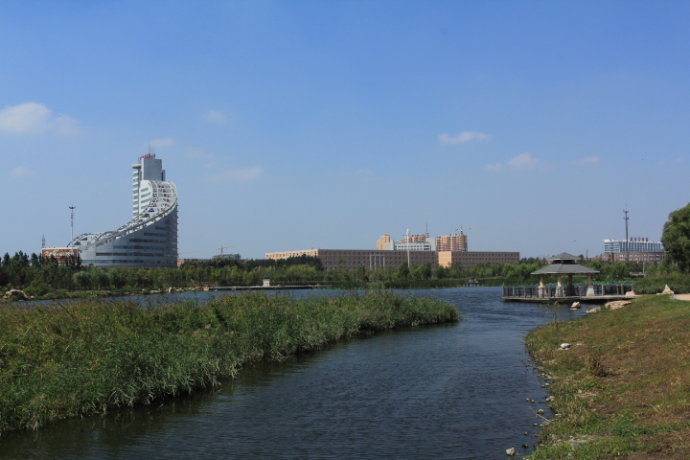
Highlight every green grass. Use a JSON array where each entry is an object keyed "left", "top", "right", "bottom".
[
  {"left": 634, "top": 272, "right": 690, "bottom": 294},
  {"left": 526, "top": 295, "right": 690, "bottom": 459},
  {"left": 0, "top": 291, "right": 458, "bottom": 435}
]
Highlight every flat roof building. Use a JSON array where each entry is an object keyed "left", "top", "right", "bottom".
[
  {"left": 267, "top": 248, "right": 519, "bottom": 271},
  {"left": 41, "top": 247, "right": 80, "bottom": 265},
  {"left": 437, "top": 251, "right": 519, "bottom": 268},
  {"left": 266, "top": 249, "right": 438, "bottom": 271},
  {"left": 376, "top": 233, "right": 436, "bottom": 252},
  {"left": 602, "top": 238, "right": 664, "bottom": 263}
]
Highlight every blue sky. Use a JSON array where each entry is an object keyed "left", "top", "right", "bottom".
[{"left": 2, "top": 1, "right": 689, "bottom": 259}]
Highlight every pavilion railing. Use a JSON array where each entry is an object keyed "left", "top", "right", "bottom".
[{"left": 502, "top": 284, "right": 634, "bottom": 298}]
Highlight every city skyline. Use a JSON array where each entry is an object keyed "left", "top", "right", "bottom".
[{"left": 2, "top": 1, "right": 689, "bottom": 260}]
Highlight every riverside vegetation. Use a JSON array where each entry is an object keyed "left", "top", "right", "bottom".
[
  {"left": 526, "top": 295, "right": 690, "bottom": 459},
  {"left": 0, "top": 291, "right": 458, "bottom": 435}
]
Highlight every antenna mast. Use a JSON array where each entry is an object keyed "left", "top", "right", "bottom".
[{"left": 623, "top": 209, "right": 629, "bottom": 242}]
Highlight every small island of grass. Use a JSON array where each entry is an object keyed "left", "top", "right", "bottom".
[{"left": 0, "top": 291, "right": 458, "bottom": 435}]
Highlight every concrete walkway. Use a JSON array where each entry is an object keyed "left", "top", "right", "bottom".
[{"left": 673, "top": 293, "right": 690, "bottom": 301}]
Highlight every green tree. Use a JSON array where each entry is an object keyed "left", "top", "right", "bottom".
[
  {"left": 662, "top": 203, "right": 690, "bottom": 272},
  {"left": 411, "top": 263, "right": 432, "bottom": 280},
  {"left": 395, "top": 263, "right": 410, "bottom": 281}
]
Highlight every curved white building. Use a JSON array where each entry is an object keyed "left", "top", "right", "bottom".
[{"left": 69, "top": 154, "right": 178, "bottom": 267}]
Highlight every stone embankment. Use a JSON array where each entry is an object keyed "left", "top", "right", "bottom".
[{"left": 2, "top": 289, "right": 31, "bottom": 301}]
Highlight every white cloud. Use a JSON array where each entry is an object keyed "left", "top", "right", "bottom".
[
  {"left": 205, "top": 109, "right": 229, "bottom": 124},
  {"left": 150, "top": 137, "right": 176, "bottom": 149},
  {"left": 507, "top": 152, "right": 537, "bottom": 169},
  {"left": 438, "top": 131, "right": 490, "bottom": 145},
  {"left": 212, "top": 166, "right": 263, "bottom": 182},
  {"left": 10, "top": 166, "right": 32, "bottom": 177},
  {"left": 0, "top": 102, "right": 80, "bottom": 135},
  {"left": 486, "top": 153, "right": 538, "bottom": 172}
]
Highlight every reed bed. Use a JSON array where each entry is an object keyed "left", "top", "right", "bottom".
[{"left": 0, "top": 291, "right": 458, "bottom": 435}]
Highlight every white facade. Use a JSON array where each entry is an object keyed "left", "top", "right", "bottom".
[
  {"left": 393, "top": 240, "right": 436, "bottom": 251},
  {"left": 132, "top": 154, "right": 165, "bottom": 217},
  {"left": 603, "top": 238, "right": 663, "bottom": 254}
]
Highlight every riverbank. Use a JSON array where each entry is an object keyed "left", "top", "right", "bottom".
[
  {"left": 0, "top": 291, "right": 458, "bottom": 436},
  {"left": 526, "top": 294, "right": 690, "bottom": 458}
]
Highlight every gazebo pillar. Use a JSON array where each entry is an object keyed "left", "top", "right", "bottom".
[
  {"left": 567, "top": 274, "right": 574, "bottom": 296},
  {"left": 538, "top": 276, "right": 546, "bottom": 298},
  {"left": 586, "top": 274, "right": 595, "bottom": 297},
  {"left": 555, "top": 276, "right": 564, "bottom": 297}
]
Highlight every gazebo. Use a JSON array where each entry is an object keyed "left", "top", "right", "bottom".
[{"left": 531, "top": 253, "right": 599, "bottom": 298}]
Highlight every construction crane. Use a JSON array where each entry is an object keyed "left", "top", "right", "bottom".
[
  {"left": 218, "top": 245, "right": 232, "bottom": 255},
  {"left": 456, "top": 226, "right": 473, "bottom": 236}
]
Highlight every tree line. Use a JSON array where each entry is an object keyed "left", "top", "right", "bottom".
[
  {"left": 0, "top": 250, "right": 673, "bottom": 298},
  {"left": 5, "top": 200, "right": 690, "bottom": 298}
]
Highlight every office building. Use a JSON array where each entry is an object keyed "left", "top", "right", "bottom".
[
  {"left": 437, "top": 251, "right": 520, "bottom": 268},
  {"left": 266, "top": 249, "right": 438, "bottom": 271},
  {"left": 602, "top": 238, "right": 664, "bottom": 263},
  {"left": 68, "top": 154, "right": 178, "bottom": 267},
  {"left": 377, "top": 233, "right": 435, "bottom": 251},
  {"left": 40, "top": 247, "right": 80, "bottom": 265},
  {"left": 267, "top": 248, "right": 519, "bottom": 271}
]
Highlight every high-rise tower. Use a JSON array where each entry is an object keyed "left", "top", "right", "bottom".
[
  {"left": 132, "top": 153, "right": 165, "bottom": 217},
  {"left": 435, "top": 234, "right": 468, "bottom": 252}
]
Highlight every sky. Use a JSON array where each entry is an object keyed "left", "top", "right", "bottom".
[{"left": 1, "top": 0, "right": 690, "bottom": 260}]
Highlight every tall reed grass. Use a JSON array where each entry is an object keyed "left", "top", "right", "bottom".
[{"left": 0, "top": 291, "right": 458, "bottom": 434}]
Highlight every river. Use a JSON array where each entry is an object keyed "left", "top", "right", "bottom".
[{"left": 0, "top": 287, "right": 588, "bottom": 459}]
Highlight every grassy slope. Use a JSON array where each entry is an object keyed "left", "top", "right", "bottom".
[
  {"left": 526, "top": 295, "right": 690, "bottom": 459},
  {"left": 0, "top": 292, "right": 458, "bottom": 435}
]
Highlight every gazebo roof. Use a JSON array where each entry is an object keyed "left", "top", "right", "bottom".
[
  {"left": 549, "top": 252, "right": 578, "bottom": 263},
  {"left": 531, "top": 252, "right": 599, "bottom": 276}
]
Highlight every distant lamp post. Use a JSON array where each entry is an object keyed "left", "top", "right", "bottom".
[
  {"left": 69, "top": 205, "right": 76, "bottom": 241},
  {"left": 406, "top": 228, "right": 411, "bottom": 268}
]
